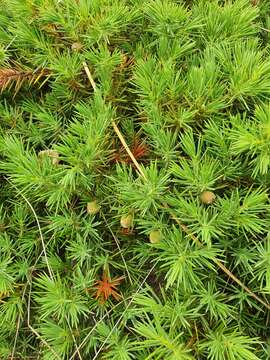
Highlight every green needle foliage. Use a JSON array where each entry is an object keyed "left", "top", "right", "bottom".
[{"left": 0, "top": 0, "right": 270, "bottom": 359}]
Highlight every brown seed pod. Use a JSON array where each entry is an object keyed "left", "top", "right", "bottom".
[
  {"left": 200, "top": 190, "right": 216, "bottom": 205},
  {"left": 71, "top": 42, "right": 83, "bottom": 52},
  {"left": 149, "top": 230, "right": 162, "bottom": 244},
  {"left": 120, "top": 214, "right": 133, "bottom": 229},
  {"left": 87, "top": 201, "right": 101, "bottom": 215},
  {"left": 251, "top": 0, "right": 259, "bottom": 6},
  {"left": 38, "top": 150, "right": 59, "bottom": 165}
]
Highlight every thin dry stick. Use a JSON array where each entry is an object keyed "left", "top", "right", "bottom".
[
  {"left": 83, "top": 64, "right": 133, "bottom": 284},
  {"left": 83, "top": 62, "right": 143, "bottom": 176},
  {"left": 101, "top": 211, "right": 132, "bottom": 285},
  {"left": 83, "top": 61, "right": 97, "bottom": 91},
  {"left": 83, "top": 62, "right": 145, "bottom": 179},
  {"left": 260, "top": 26, "right": 270, "bottom": 33},
  {"left": 9, "top": 182, "right": 54, "bottom": 280},
  {"left": 217, "top": 261, "right": 270, "bottom": 309},
  {"left": 68, "top": 322, "right": 83, "bottom": 360},
  {"left": 11, "top": 282, "right": 47, "bottom": 359},
  {"left": 11, "top": 311, "right": 22, "bottom": 359},
  {"left": 83, "top": 62, "right": 145, "bottom": 178},
  {"left": 112, "top": 122, "right": 270, "bottom": 311},
  {"left": 5, "top": 35, "right": 17, "bottom": 51},
  {"left": 112, "top": 121, "right": 146, "bottom": 179},
  {"left": 173, "top": 217, "right": 270, "bottom": 310}
]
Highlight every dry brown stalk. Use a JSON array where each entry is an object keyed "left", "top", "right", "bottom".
[{"left": 0, "top": 67, "right": 50, "bottom": 94}]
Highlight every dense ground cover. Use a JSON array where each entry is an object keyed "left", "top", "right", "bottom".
[{"left": 0, "top": 0, "right": 270, "bottom": 358}]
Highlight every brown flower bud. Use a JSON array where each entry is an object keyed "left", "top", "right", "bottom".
[
  {"left": 71, "top": 42, "right": 83, "bottom": 52},
  {"left": 120, "top": 214, "right": 133, "bottom": 229},
  {"left": 200, "top": 190, "right": 216, "bottom": 205},
  {"left": 87, "top": 201, "right": 100, "bottom": 215}
]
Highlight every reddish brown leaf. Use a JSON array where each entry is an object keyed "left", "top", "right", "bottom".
[{"left": 92, "top": 271, "right": 124, "bottom": 303}]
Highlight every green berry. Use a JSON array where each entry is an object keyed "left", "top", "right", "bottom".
[
  {"left": 87, "top": 201, "right": 101, "bottom": 215},
  {"left": 149, "top": 230, "right": 162, "bottom": 244}
]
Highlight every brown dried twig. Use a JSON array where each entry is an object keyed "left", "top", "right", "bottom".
[{"left": 0, "top": 67, "right": 50, "bottom": 94}]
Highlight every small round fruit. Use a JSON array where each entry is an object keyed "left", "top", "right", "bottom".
[
  {"left": 87, "top": 201, "right": 100, "bottom": 215},
  {"left": 71, "top": 42, "right": 83, "bottom": 52},
  {"left": 120, "top": 214, "right": 133, "bottom": 229},
  {"left": 200, "top": 190, "right": 216, "bottom": 205},
  {"left": 149, "top": 230, "right": 162, "bottom": 244}
]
